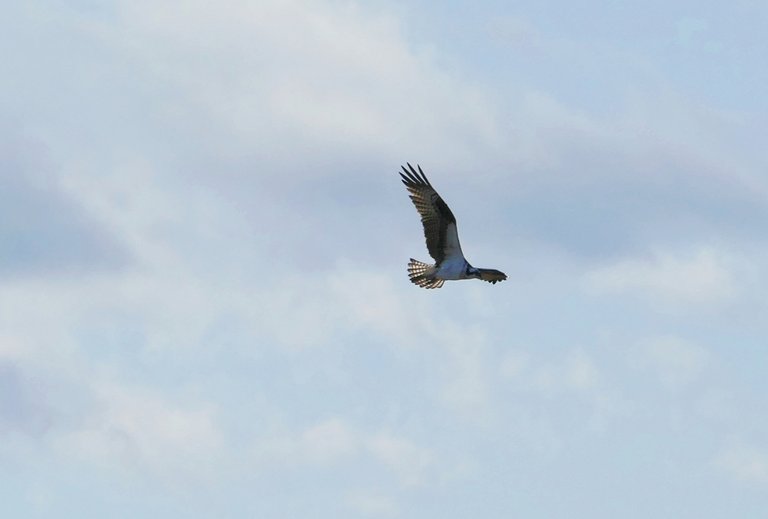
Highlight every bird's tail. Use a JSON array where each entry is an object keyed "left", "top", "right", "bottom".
[{"left": 407, "top": 259, "right": 444, "bottom": 289}]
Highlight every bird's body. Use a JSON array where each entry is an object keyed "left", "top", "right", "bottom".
[
  {"left": 435, "top": 255, "right": 469, "bottom": 280},
  {"left": 399, "top": 163, "right": 507, "bottom": 289}
]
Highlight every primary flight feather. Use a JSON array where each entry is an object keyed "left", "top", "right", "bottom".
[{"left": 399, "top": 163, "right": 507, "bottom": 289}]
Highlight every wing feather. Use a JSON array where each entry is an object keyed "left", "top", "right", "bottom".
[{"left": 399, "top": 163, "right": 462, "bottom": 264}]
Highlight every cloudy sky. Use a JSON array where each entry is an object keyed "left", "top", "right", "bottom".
[{"left": 2, "top": 1, "right": 768, "bottom": 517}]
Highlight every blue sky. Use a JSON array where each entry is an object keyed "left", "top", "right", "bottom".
[{"left": 2, "top": 1, "right": 768, "bottom": 517}]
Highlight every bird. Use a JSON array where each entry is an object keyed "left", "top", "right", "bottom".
[{"left": 399, "top": 163, "right": 507, "bottom": 289}]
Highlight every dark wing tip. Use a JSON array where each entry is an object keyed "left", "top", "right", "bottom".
[
  {"left": 416, "top": 164, "right": 430, "bottom": 185},
  {"left": 400, "top": 163, "right": 430, "bottom": 187}
]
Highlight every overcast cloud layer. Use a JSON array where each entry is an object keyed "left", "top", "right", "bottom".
[{"left": 2, "top": 1, "right": 768, "bottom": 518}]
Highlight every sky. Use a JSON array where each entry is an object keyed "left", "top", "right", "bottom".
[{"left": 1, "top": 1, "right": 768, "bottom": 517}]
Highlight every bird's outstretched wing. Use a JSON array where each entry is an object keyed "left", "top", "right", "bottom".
[{"left": 400, "top": 163, "right": 463, "bottom": 264}]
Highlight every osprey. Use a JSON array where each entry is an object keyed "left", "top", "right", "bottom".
[{"left": 399, "top": 163, "right": 507, "bottom": 289}]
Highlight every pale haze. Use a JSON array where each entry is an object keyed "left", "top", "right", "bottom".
[{"left": 2, "top": 1, "right": 767, "bottom": 518}]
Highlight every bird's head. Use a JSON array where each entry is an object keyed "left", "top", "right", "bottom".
[{"left": 477, "top": 268, "right": 507, "bottom": 284}]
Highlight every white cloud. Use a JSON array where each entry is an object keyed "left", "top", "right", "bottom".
[
  {"left": 565, "top": 349, "right": 601, "bottom": 391},
  {"left": 498, "top": 347, "right": 625, "bottom": 440},
  {"left": 86, "top": 0, "right": 498, "bottom": 169},
  {"left": 500, "top": 348, "right": 602, "bottom": 395},
  {"left": 583, "top": 247, "right": 739, "bottom": 306},
  {"left": 345, "top": 491, "right": 399, "bottom": 517},
  {"left": 252, "top": 418, "right": 434, "bottom": 488},
  {"left": 435, "top": 325, "right": 493, "bottom": 421},
  {"left": 487, "top": 15, "right": 541, "bottom": 50},
  {"left": 3, "top": 2, "right": 768, "bottom": 517},
  {"left": 55, "top": 381, "right": 223, "bottom": 478},
  {"left": 716, "top": 443, "right": 768, "bottom": 486},
  {"left": 253, "top": 418, "right": 359, "bottom": 467},
  {"left": 635, "top": 335, "right": 710, "bottom": 388},
  {"left": 0, "top": 131, "right": 127, "bottom": 277},
  {"left": 675, "top": 17, "right": 711, "bottom": 49},
  {"left": 499, "top": 349, "right": 529, "bottom": 379},
  {"left": 366, "top": 432, "right": 433, "bottom": 487},
  {"left": 326, "top": 268, "right": 428, "bottom": 347},
  {"left": 0, "top": 361, "right": 53, "bottom": 436}
]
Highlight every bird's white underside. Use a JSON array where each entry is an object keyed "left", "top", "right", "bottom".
[
  {"left": 435, "top": 255, "right": 467, "bottom": 280},
  {"left": 444, "top": 223, "right": 463, "bottom": 257},
  {"left": 435, "top": 223, "right": 468, "bottom": 280}
]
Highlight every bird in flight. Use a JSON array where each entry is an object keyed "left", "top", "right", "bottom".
[{"left": 399, "top": 163, "right": 507, "bottom": 289}]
